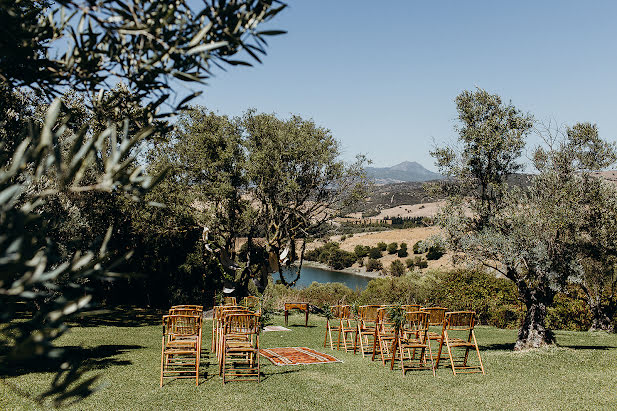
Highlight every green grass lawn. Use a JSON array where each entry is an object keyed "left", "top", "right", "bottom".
[{"left": 1, "top": 312, "right": 617, "bottom": 410}]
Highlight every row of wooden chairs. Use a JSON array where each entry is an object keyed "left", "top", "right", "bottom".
[
  {"left": 160, "top": 305, "right": 204, "bottom": 387},
  {"left": 211, "top": 299, "right": 262, "bottom": 383},
  {"left": 325, "top": 305, "right": 485, "bottom": 376}
]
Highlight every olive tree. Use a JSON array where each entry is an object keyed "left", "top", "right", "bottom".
[
  {"left": 433, "top": 89, "right": 617, "bottom": 348},
  {"left": 243, "top": 111, "right": 368, "bottom": 287}
]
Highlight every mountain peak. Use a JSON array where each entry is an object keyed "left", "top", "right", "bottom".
[
  {"left": 390, "top": 161, "right": 423, "bottom": 171},
  {"left": 365, "top": 161, "right": 442, "bottom": 184}
]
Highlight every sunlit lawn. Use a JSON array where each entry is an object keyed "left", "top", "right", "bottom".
[{"left": 1, "top": 311, "right": 617, "bottom": 410}]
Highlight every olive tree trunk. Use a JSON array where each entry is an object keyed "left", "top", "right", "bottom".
[
  {"left": 588, "top": 296, "right": 616, "bottom": 332},
  {"left": 514, "top": 279, "right": 556, "bottom": 350}
]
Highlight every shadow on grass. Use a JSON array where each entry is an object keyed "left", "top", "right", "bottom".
[
  {"left": 288, "top": 324, "right": 318, "bottom": 329},
  {"left": 480, "top": 342, "right": 515, "bottom": 351},
  {"left": 67, "top": 306, "right": 165, "bottom": 328},
  {"left": 557, "top": 344, "right": 616, "bottom": 350},
  {"left": 480, "top": 342, "right": 617, "bottom": 351},
  {"left": 0, "top": 344, "right": 142, "bottom": 378},
  {"left": 259, "top": 367, "right": 301, "bottom": 382}
]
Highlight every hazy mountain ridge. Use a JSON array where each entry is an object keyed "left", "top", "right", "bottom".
[{"left": 365, "top": 161, "right": 443, "bottom": 183}]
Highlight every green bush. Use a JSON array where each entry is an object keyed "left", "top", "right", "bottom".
[
  {"left": 354, "top": 245, "right": 369, "bottom": 258},
  {"left": 413, "top": 241, "right": 423, "bottom": 254},
  {"left": 298, "top": 282, "right": 358, "bottom": 307},
  {"left": 357, "top": 274, "right": 435, "bottom": 305},
  {"left": 377, "top": 242, "right": 387, "bottom": 251},
  {"left": 366, "top": 258, "right": 383, "bottom": 272},
  {"left": 414, "top": 256, "right": 428, "bottom": 268},
  {"left": 389, "top": 259, "right": 405, "bottom": 277},
  {"left": 327, "top": 248, "right": 356, "bottom": 270},
  {"left": 426, "top": 244, "right": 445, "bottom": 260},
  {"left": 405, "top": 258, "right": 415, "bottom": 269},
  {"left": 387, "top": 242, "right": 398, "bottom": 254},
  {"left": 431, "top": 269, "right": 522, "bottom": 328},
  {"left": 546, "top": 287, "right": 592, "bottom": 331},
  {"left": 397, "top": 242, "right": 408, "bottom": 258},
  {"left": 368, "top": 247, "right": 382, "bottom": 259}
]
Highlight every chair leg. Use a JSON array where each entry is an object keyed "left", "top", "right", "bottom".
[
  {"left": 324, "top": 321, "right": 329, "bottom": 348},
  {"left": 426, "top": 340, "right": 436, "bottom": 377},
  {"left": 472, "top": 331, "right": 486, "bottom": 375},
  {"left": 444, "top": 330, "right": 456, "bottom": 375},
  {"left": 160, "top": 337, "right": 165, "bottom": 387}
]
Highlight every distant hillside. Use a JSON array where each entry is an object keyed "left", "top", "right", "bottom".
[{"left": 365, "top": 161, "right": 443, "bottom": 184}]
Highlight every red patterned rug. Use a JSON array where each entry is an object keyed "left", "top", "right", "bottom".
[{"left": 260, "top": 347, "right": 342, "bottom": 366}]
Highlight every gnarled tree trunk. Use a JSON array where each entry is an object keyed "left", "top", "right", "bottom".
[
  {"left": 588, "top": 296, "right": 616, "bottom": 332},
  {"left": 514, "top": 277, "right": 556, "bottom": 350}
]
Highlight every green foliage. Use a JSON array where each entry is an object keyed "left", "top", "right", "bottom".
[
  {"left": 354, "top": 245, "right": 369, "bottom": 258},
  {"left": 387, "top": 305, "right": 406, "bottom": 333},
  {"left": 426, "top": 245, "right": 445, "bottom": 260},
  {"left": 397, "top": 242, "right": 408, "bottom": 258},
  {"left": 546, "top": 289, "right": 592, "bottom": 331},
  {"left": 432, "top": 270, "right": 522, "bottom": 328},
  {"left": 377, "top": 242, "right": 387, "bottom": 251},
  {"left": 0, "top": 0, "right": 287, "bottom": 404},
  {"left": 414, "top": 257, "right": 428, "bottom": 269},
  {"left": 405, "top": 258, "right": 415, "bottom": 269},
  {"left": 389, "top": 260, "right": 406, "bottom": 277},
  {"left": 387, "top": 242, "right": 398, "bottom": 254},
  {"left": 304, "top": 242, "right": 355, "bottom": 270},
  {"left": 413, "top": 241, "right": 423, "bottom": 254},
  {"left": 368, "top": 247, "right": 382, "bottom": 259},
  {"left": 366, "top": 258, "right": 383, "bottom": 272}
]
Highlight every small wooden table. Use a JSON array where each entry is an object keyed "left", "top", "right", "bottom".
[{"left": 284, "top": 302, "right": 310, "bottom": 327}]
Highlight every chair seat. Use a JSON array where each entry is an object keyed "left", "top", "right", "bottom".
[
  {"left": 400, "top": 338, "right": 426, "bottom": 348},
  {"left": 445, "top": 337, "right": 475, "bottom": 347}
]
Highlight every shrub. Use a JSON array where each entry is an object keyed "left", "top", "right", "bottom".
[
  {"left": 377, "top": 242, "right": 387, "bottom": 251},
  {"left": 431, "top": 269, "right": 522, "bottom": 328},
  {"left": 413, "top": 241, "right": 423, "bottom": 254},
  {"left": 405, "top": 258, "right": 415, "bottom": 269},
  {"left": 387, "top": 242, "right": 398, "bottom": 254},
  {"left": 327, "top": 248, "right": 356, "bottom": 270},
  {"left": 368, "top": 247, "right": 382, "bottom": 259},
  {"left": 340, "top": 235, "right": 347, "bottom": 241},
  {"left": 397, "top": 242, "right": 408, "bottom": 257},
  {"left": 354, "top": 244, "right": 369, "bottom": 258},
  {"left": 366, "top": 258, "right": 383, "bottom": 272},
  {"left": 358, "top": 274, "right": 435, "bottom": 305},
  {"left": 389, "top": 260, "right": 405, "bottom": 277},
  {"left": 546, "top": 287, "right": 592, "bottom": 331},
  {"left": 414, "top": 256, "right": 428, "bottom": 268},
  {"left": 426, "top": 245, "right": 445, "bottom": 260}
]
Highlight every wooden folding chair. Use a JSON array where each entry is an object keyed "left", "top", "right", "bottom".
[
  {"left": 324, "top": 305, "right": 345, "bottom": 350},
  {"left": 339, "top": 306, "right": 356, "bottom": 352},
  {"left": 211, "top": 305, "right": 245, "bottom": 355},
  {"left": 240, "top": 296, "right": 261, "bottom": 314},
  {"left": 395, "top": 311, "right": 435, "bottom": 376},
  {"left": 371, "top": 307, "right": 397, "bottom": 366},
  {"left": 435, "top": 311, "right": 485, "bottom": 375},
  {"left": 220, "top": 313, "right": 261, "bottom": 383},
  {"left": 160, "top": 314, "right": 201, "bottom": 386},
  {"left": 216, "top": 307, "right": 251, "bottom": 366},
  {"left": 422, "top": 306, "right": 447, "bottom": 362},
  {"left": 354, "top": 305, "right": 380, "bottom": 357},
  {"left": 170, "top": 305, "right": 203, "bottom": 320}
]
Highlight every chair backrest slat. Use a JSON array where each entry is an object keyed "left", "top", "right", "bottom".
[
  {"left": 422, "top": 307, "right": 447, "bottom": 326},
  {"left": 445, "top": 311, "right": 475, "bottom": 330}
]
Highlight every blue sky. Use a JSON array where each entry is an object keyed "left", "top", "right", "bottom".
[{"left": 193, "top": 0, "right": 617, "bottom": 171}]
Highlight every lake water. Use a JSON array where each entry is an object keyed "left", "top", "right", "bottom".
[{"left": 278, "top": 265, "right": 372, "bottom": 290}]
